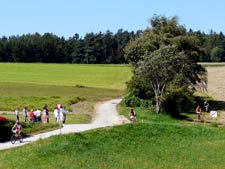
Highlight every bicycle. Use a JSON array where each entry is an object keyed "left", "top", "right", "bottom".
[
  {"left": 11, "top": 130, "right": 23, "bottom": 144},
  {"left": 130, "top": 115, "right": 137, "bottom": 123}
]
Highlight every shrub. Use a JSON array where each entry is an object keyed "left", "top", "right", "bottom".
[
  {"left": 209, "top": 122, "right": 218, "bottom": 128},
  {"left": 0, "top": 119, "right": 15, "bottom": 142},
  {"left": 162, "top": 87, "right": 196, "bottom": 117},
  {"left": 140, "top": 99, "right": 150, "bottom": 108},
  {"left": 140, "top": 99, "right": 155, "bottom": 111},
  {"left": 124, "top": 94, "right": 141, "bottom": 107}
]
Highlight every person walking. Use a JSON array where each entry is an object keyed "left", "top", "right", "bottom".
[
  {"left": 204, "top": 100, "right": 209, "bottom": 112},
  {"left": 61, "top": 106, "right": 68, "bottom": 124},
  {"left": 195, "top": 106, "right": 201, "bottom": 120}
]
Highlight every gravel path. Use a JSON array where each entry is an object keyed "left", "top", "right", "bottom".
[{"left": 0, "top": 98, "right": 129, "bottom": 150}]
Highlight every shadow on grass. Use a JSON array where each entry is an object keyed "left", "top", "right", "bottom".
[
  {"left": 176, "top": 99, "right": 225, "bottom": 123},
  {"left": 208, "top": 100, "right": 225, "bottom": 111},
  {"left": 170, "top": 113, "right": 189, "bottom": 120},
  {"left": 195, "top": 95, "right": 225, "bottom": 111}
]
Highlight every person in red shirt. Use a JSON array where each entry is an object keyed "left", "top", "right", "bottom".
[{"left": 29, "top": 109, "right": 35, "bottom": 122}]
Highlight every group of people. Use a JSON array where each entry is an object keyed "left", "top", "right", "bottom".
[
  {"left": 15, "top": 105, "right": 49, "bottom": 123},
  {"left": 12, "top": 104, "right": 68, "bottom": 140},
  {"left": 195, "top": 100, "right": 210, "bottom": 120},
  {"left": 14, "top": 104, "right": 68, "bottom": 124}
]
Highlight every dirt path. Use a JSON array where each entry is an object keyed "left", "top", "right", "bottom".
[{"left": 0, "top": 98, "right": 129, "bottom": 150}]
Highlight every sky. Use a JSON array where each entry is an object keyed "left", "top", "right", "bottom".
[{"left": 0, "top": 0, "right": 225, "bottom": 38}]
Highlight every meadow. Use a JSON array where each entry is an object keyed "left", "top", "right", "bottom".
[
  {"left": 1, "top": 63, "right": 225, "bottom": 168},
  {"left": 0, "top": 63, "right": 132, "bottom": 90},
  {"left": 0, "top": 63, "right": 132, "bottom": 111}
]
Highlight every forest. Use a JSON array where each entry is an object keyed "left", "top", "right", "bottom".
[{"left": 0, "top": 28, "right": 225, "bottom": 63}]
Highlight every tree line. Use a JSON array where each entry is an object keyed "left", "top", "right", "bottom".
[
  {"left": 0, "top": 29, "right": 141, "bottom": 63},
  {"left": 0, "top": 27, "right": 224, "bottom": 63},
  {"left": 189, "top": 30, "right": 225, "bottom": 62}
]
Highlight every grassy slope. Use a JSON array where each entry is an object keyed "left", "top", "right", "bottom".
[
  {"left": 0, "top": 63, "right": 132, "bottom": 90},
  {"left": 0, "top": 63, "right": 131, "bottom": 111},
  {"left": 1, "top": 123, "right": 225, "bottom": 169}
]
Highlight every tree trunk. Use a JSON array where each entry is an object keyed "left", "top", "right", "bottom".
[{"left": 155, "top": 98, "right": 161, "bottom": 113}]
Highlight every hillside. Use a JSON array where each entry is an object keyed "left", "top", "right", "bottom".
[{"left": 1, "top": 123, "right": 225, "bottom": 168}]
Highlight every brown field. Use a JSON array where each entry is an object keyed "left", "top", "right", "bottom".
[
  {"left": 204, "top": 66, "right": 225, "bottom": 123},
  {"left": 207, "top": 66, "right": 225, "bottom": 101}
]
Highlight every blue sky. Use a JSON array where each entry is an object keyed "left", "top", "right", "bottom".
[{"left": 0, "top": 0, "right": 224, "bottom": 38}]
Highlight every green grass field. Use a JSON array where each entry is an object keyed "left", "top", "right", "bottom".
[
  {"left": 0, "top": 63, "right": 132, "bottom": 90},
  {"left": 1, "top": 123, "right": 225, "bottom": 169},
  {"left": 0, "top": 63, "right": 131, "bottom": 111}
]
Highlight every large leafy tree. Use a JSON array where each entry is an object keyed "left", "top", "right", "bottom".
[
  {"left": 136, "top": 45, "right": 190, "bottom": 113},
  {"left": 125, "top": 15, "right": 206, "bottom": 113}
]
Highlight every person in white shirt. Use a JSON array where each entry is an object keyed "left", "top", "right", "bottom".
[
  {"left": 54, "top": 107, "right": 59, "bottom": 123},
  {"left": 34, "top": 109, "right": 42, "bottom": 122}
]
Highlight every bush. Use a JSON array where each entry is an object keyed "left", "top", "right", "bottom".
[
  {"left": 140, "top": 99, "right": 150, "bottom": 108},
  {"left": 209, "top": 122, "right": 218, "bottom": 128},
  {"left": 140, "top": 99, "right": 155, "bottom": 110},
  {"left": 124, "top": 94, "right": 141, "bottom": 107},
  {"left": 0, "top": 119, "right": 15, "bottom": 142},
  {"left": 162, "top": 87, "right": 196, "bottom": 117},
  {"left": 67, "top": 97, "right": 84, "bottom": 105},
  {"left": 123, "top": 94, "right": 156, "bottom": 112}
]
